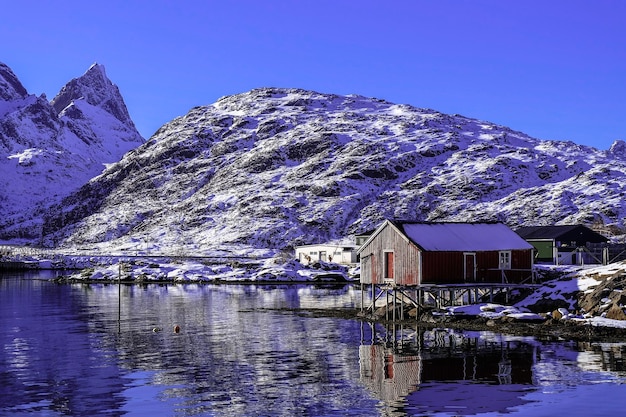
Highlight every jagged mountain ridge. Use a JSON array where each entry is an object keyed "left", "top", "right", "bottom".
[
  {"left": 0, "top": 63, "right": 28, "bottom": 101},
  {"left": 51, "top": 63, "right": 137, "bottom": 131},
  {"left": 41, "top": 87, "right": 626, "bottom": 254},
  {"left": 0, "top": 62, "right": 144, "bottom": 241}
]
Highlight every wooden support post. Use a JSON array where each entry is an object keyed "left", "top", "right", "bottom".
[
  {"left": 385, "top": 288, "right": 389, "bottom": 320},
  {"left": 415, "top": 288, "right": 419, "bottom": 321},
  {"left": 360, "top": 283, "right": 364, "bottom": 313}
]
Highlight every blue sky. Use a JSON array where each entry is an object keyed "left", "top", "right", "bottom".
[{"left": 2, "top": 0, "right": 625, "bottom": 149}]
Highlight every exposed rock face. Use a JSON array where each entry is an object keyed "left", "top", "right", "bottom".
[
  {"left": 0, "top": 63, "right": 28, "bottom": 101},
  {"left": 605, "top": 304, "right": 626, "bottom": 321},
  {"left": 578, "top": 273, "right": 626, "bottom": 319},
  {"left": 0, "top": 62, "right": 144, "bottom": 241},
  {"left": 609, "top": 139, "right": 626, "bottom": 158},
  {"left": 39, "top": 87, "right": 626, "bottom": 254},
  {"left": 51, "top": 63, "right": 137, "bottom": 129}
]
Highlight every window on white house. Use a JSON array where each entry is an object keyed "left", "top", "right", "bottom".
[{"left": 499, "top": 251, "right": 511, "bottom": 269}]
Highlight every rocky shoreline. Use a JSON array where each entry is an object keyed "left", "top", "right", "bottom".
[{"left": 274, "top": 306, "right": 626, "bottom": 343}]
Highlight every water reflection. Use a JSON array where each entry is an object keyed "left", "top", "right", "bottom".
[
  {"left": 358, "top": 323, "right": 626, "bottom": 416},
  {"left": 1, "top": 274, "right": 626, "bottom": 416},
  {"left": 0, "top": 272, "right": 127, "bottom": 416},
  {"left": 359, "top": 325, "right": 536, "bottom": 415}
]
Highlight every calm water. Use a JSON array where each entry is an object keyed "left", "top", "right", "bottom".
[{"left": 1, "top": 272, "right": 626, "bottom": 417}]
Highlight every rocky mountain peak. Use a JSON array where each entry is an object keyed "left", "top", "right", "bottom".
[
  {"left": 608, "top": 139, "right": 626, "bottom": 157},
  {"left": 51, "top": 63, "right": 136, "bottom": 128},
  {"left": 0, "top": 62, "right": 144, "bottom": 242},
  {"left": 0, "top": 62, "right": 28, "bottom": 101}
]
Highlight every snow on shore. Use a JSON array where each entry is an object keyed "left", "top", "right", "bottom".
[
  {"left": 18, "top": 254, "right": 352, "bottom": 283},
  {"left": 443, "top": 262, "right": 626, "bottom": 329}
]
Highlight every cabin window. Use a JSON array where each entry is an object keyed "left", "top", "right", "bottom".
[
  {"left": 310, "top": 251, "right": 318, "bottom": 255},
  {"left": 499, "top": 251, "right": 511, "bottom": 270},
  {"left": 384, "top": 251, "right": 394, "bottom": 279}
]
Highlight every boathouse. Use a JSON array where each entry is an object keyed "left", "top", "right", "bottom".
[
  {"left": 358, "top": 220, "right": 535, "bottom": 286},
  {"left": 515, "top": 225, "right": 608, "bottom": 265}
]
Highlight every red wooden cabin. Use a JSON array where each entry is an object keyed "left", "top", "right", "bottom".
[{"left": 358, "top": 220, "right": 534, "bottom": 286}]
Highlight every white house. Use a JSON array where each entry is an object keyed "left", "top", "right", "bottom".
[{"left": 295, "top": 243, "right": 359, "bottom": 265}]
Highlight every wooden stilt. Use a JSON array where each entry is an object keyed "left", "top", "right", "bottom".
[
  {"left": 360, "top": 283, "right": 364, "bottom": 313},
  {"left": 385, "top": 289, "right": 389, "bottom": 320}
]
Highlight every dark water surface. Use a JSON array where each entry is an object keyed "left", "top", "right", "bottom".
[{"left": 1, "top": 271, "right": 626, "bottom": 416}]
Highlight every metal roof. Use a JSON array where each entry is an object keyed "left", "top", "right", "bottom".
[
  {"left": 398, "top": 222, "right": 534, "bottom": 251},
  {"left": 514, "top": 225, "right": 607, "bottom": 242}
]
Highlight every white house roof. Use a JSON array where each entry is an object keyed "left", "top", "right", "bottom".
[
  {"left": 295, "top": 243, "right": 357, "bottom": 250},
  {"left": 399, "top": 222, "right": 534, "bottom": 251}
]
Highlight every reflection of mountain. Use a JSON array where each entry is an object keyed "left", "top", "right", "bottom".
[
  {"left": 359, "top": 326, "right": 536, "bottom": 415},
  {"left": 78, "top": 283, "right": 375, "bottom": 416},
  {"left": 533, "top": 340, "right": 626, "bottom": 388},
  {"left": 0, "top": 275, "right": 126, "bottom": 415}
]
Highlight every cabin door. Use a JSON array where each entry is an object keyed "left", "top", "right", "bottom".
[
  {"left": 464, "top": 253, "right": 476, "bottom": 282},
  {"left": 384, "top": 251, "right": 394, "bottom": 281}
]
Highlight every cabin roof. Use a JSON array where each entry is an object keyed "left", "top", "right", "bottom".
[
  {"left": 515, "top": 225, "right": 608, "bottom": 242},
  {"left": 295, "top": 243, "right": 357, "bottom": 250},
  {"left": 396, "top": 221, "right": 534, "bottom": 251}
]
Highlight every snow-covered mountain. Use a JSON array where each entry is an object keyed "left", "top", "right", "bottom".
[
  {"left": 0, "top": 62, "right": 144, "bottom": 241},
  {"left": 39, "top": 87, "right": 626, "bottom": 255}
]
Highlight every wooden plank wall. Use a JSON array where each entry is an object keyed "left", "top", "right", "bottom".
[
  {"left": 422, "top": 250, "right": 533, "bottom": 284},
  {"left": 359, "top": 224, "right": 421, "bottom": 286}
]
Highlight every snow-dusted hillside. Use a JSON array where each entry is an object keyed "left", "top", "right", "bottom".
[
  {"left": 0, "top": 62, "right": 144, "bottom": 241},
  {"left": 39, "top": 87, "right": 626, "bottom": 255}
]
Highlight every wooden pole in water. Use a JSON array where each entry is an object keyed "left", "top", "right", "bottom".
[
  {"left": 118, "top": 261, "right": 121, "bottom": 333},
  {"left": 385, "top": 288, "right": 389, "bottom": 320},
  {"left": 391, "top": 287, "right": 398, "bottom": 322},
  {"left": 360, "top": 283, "right": 364, "bottom": 313}
]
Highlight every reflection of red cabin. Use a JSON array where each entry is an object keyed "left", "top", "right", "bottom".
[
  {"left": 358, "top": 220, "right": 534, "bottom": 285},
  {"left": 359, "top": 344, "right": 422, "bottom": 403}
]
